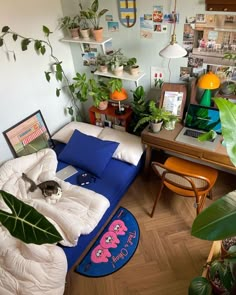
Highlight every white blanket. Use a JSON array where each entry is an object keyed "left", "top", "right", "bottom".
[{"left": 0, "top": 148, "right": 110, "bottom": 294}]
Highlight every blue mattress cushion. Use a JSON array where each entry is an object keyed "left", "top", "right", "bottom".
[{"left": 58, "top": 129, "right": 119, "bottom": 177}]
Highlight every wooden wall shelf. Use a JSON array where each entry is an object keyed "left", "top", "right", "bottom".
[{"left": 206, "top": 0, "right": 236, "bottom": 12}]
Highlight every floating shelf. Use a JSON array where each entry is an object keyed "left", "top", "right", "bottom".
[{"left": 94, "top": 70, "right": 146, "bottom": 86}]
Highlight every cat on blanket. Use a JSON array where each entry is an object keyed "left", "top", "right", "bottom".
[{"left": 22, "top": 173, "right": 62, "bottom": 204}]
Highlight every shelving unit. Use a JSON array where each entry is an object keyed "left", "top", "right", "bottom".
[
  {"left": 94, "top": 70, "right": 146, "bottom": 87},
  {"left": 89, "top": 103, "right": 133, "bottom": 131},
  {"left": 60, "top": 36, "right": 112, "bottom": 54}
]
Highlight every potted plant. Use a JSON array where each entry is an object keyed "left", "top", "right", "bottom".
[
  {"left": 96, "top": 53, "right": 110, "bottom": 73},
  {"left": 80, "top": 0, "right": 108, "bottom": 42},
  {"left": 78, "top": 2, "right": 91, "bottom": 39},
  {"left": 188, "top": 97, "right": 236, "bottom": 295},
  {"left": 58, "top": 15, "right": 81, "bottom": 39},
  {"left": 72, "top": 72, "right": 110, "bottom": 110},
  {"left": 108, "top": 49, "right": 129, "bottom": 76},
  {"left": 128, "top": 85, "right": 149, "bottom": 135},
  {"left": 163, "top": 114, "right": 179, "bottom": 130},
  {"left": 134, "top": 100, "right": 172, "bottom": 133},
  {"left": 88, "top": 79, "right": 110, "bottom": 110},
  {"left": 127, "top": 57, "right": 140, "bottom": 76}
]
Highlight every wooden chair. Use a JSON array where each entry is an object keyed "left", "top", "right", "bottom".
[{"left": 150, "top": 156, "right": 218, "bottom": 217}]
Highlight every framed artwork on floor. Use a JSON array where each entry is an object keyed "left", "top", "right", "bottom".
[{"left": 3, "top": 110, "right": 54, "bottom": 158}]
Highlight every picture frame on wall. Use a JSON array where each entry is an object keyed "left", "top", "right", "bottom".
[
  {"left": 3, "top": 110, "right": 54, "bottom": 158},
  {"left": 159, "top": 82, "right": 187, "bottom": 120}
]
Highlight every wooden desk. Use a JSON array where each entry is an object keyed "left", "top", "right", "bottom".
[{"left": 141, "top": 123, "right": 235, "bottom": 174}]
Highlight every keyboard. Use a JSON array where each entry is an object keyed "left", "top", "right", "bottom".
[{"left": 184, "top": 129, "right": 204, "bottom": 138}]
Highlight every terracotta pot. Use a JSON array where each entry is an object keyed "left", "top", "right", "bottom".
[
  {"left": 92, "top": 28, "right": 103, "bottom": 42},
  {"left": 80, "top": 28, "right": 90, "bottom": 39},
  {"left": 69, "top": 27, "right": 80, "bottom": 39},
  {"left": 97, "top": 100, "right": 108, "bottom": 110}
]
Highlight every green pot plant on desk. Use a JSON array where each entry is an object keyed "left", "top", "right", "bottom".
[
  {"left": 133, "top": 100, "right": 174, "bottom": 133},
  {"left": 189, "top": 97, "right": 236, "bottom": 295}
]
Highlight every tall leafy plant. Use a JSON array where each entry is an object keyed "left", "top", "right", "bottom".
[
  {"left": 0, "top": 190, "right": 62, "bottom": 244},
  {"left": 189, "top": 97, "right": 236, "bottom": 294},
  {"left": 0, "top": 25, "right": 83, "bottom": 121}
]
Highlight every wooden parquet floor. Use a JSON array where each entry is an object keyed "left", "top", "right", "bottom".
[{"left": 64, "top": 167, "right": 236, "bottom": 295}]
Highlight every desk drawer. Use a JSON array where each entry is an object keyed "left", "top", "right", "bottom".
[{"left": 203, "top": 151, "right": 234, "bottom": 168}]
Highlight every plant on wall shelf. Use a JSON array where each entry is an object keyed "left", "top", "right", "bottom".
[
  {"left": 80, "top": 0, "right": 108, "bottom": 30},
  {"left": 0, "top": 25, "right": 83, "bottom": 121}
]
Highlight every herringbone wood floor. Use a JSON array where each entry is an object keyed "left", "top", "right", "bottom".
[{"left": 64, "top": 165, "right": 236, "bottom": 295}]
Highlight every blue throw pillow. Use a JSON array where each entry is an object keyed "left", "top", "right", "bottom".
[{"left": 58, "top": 129, "right": 119, "bottom": 177}]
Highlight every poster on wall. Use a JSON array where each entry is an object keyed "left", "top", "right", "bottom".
[{"left": 140, "top": 16, "right": 153, "bottom": 39}]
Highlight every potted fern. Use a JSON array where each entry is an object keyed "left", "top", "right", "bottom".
[{"left": 134, "top": 100, "right": 172, "bottom": 133}]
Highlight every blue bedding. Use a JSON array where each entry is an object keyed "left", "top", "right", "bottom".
[{"left": 54, "top": 143, "right": 143, "bottom": 270}]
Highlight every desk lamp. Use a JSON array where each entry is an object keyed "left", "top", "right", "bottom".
[
  {"left": 159, "top": 0, "right": 187, "bottom": 58},
  {"left": 110, "top": 87, "right": 128, "bottom": 115},
  {"left": 198, "top": 72, "right": 220, "bottom": 106}
]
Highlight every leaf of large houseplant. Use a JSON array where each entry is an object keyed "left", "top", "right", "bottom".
[
  {"left": 0, "top": 190, "right": 62, "bottom": 244},
  {"left": 188, "top": 277, "right": 212, "bottom": 295},
  {"left": 191, "top": 191, "right": 236, "bottom": 240},
  {"left": 214, "top": 97, "right": 236, "bottom": 167}
]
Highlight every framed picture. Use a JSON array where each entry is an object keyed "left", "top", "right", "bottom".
[
  {"left": 159, "top": 83, "right": 187, "bottom": 120},
  {"left": 3, "top": 110, "right": 54, "bottom": 158}
]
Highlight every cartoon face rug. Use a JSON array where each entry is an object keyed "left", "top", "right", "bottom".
[
  {"left": 100, "top": 231, "right": 120, "bottom": 249},
  {"left": 91, "top": 245, "right": 111, "bottom": 263},
  {"left": 108, "top": 219, "right": 128, "bottom": 235}
]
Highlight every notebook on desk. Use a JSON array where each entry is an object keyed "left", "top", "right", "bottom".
[{"left": 175, "top": 104, "right": 222, "bottom": 151}]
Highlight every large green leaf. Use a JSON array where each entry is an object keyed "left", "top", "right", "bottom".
[
  {"left": 191, "top": 191, "right": 236, "bottom": 241},
  {"left": 214, "top": 97, "right": 236, "bottom": 167},
  {"left": 188, "top": 277, "right": 212, "bottom": 295},
  {"left": 0, "top": 190, "right": 62, "bottom": 244}
]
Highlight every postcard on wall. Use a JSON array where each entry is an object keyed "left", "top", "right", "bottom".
[
  {"left": 151, "top": 66, "right": 165, "bottom": 88},
  {"left": 140, "top": 16, "right": 153, "bottom": 39},
  {"left": 162, "top": 91, "right": 184, "bottom": 116},
  {"left": 108, "top": 21, "right": 119, "bottom": 32},
  {"left": 153, "top": 6, "right": 163, "bottom": 23}
]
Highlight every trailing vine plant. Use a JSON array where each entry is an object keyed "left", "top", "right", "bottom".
[{"left": 0, "top": 25, "right": 84, "bottom": 121}]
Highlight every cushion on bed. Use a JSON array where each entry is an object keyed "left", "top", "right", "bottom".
[
  {"left": 52, "top": 122, "right": 103, "bottom": 143},
  {"left": 98, "top": 127, "right": 144, "bottom": 166},
  {"left": 58, "top": 129, "right": 119, "bottom": 177}
]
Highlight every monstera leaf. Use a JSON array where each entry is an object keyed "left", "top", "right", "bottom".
[
  {"left": 214, "top": 97, "right": 236, "bottom": 167},
  {"left": 191, "top": 191, "right": 236, "bottom": 241},
  {"left": 0, "top": 190, "right": 62, "bottom": 244}
]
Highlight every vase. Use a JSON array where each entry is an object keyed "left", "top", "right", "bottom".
[
  {"left": 150, "top": 121, "right": 163, "bottom": 133},
  {"left": 112, "top": 65, "right": 124, "bottom": 76},
  {"left": 97, "top": 100, "right": 108, "bottom": 110},
  {"left": 92, "top": 28, "right": 103, "bottom": 42},
  {"left": 130, "top": 65, "right": 140, "bottom": 76},
  {"left": 69, "top": 27, "right": 80, "bottom": 39},
  {"left": 164, "top": 120, "right": 177, "bottom": 130},
  {"left": 80, "top": 28, "right": 90, "bottom": 39}
]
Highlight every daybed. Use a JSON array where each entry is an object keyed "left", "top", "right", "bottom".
[{"left": 0, "top": 122, "right": 144, "bottom": 294}]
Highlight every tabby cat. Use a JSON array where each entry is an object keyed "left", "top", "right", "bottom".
[{"left": 22, "top": 173, "right": 62, "bottom": 204}]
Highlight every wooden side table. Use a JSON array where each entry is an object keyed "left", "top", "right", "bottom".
[{"left": 89, "top": 103, "right": 133, "bottom": 131}]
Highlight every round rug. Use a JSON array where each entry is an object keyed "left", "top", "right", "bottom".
[{"left": 76, "top": 207, "right": 140, "bottom": 277}]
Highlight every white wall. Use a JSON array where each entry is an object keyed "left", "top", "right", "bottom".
[
  {"left": 60, "top": 0, "right": 206, "bottom": 92},
  {"left": 0, "top": 0, "right": 77, "bottom": 164},
  {"left": 0, "top": 0, "right": 209, "bottom": 165}
]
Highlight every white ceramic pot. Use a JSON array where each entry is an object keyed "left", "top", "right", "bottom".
[{"left": 150, "top": 121, "right": 163, "bottom": 133}]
